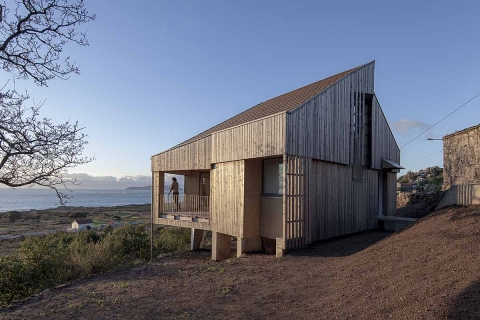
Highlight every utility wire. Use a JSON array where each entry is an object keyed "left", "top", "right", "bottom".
[
  {"left": 400, "top": 91, "right": 480, "bottom": 149},
  {"left": 404, "top": 149, "right": 444, "bottom": 166}
]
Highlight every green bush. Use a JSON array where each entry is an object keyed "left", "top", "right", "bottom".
[
  {"left": 429, "top": 175, "right": 444, "bottom": 190},
  {"left": 105, "top": 225, "right": 150, "bottom": 261},
  {"left": 0, "top": 224, "right": 194, "bottom": 307},
  {"left": 0, "top": 226, "right": 146, "bottom": 306},
  {"left": 68, "top": 212, "right": 88, "bottom": 219},
  {"left": 6, "top": 211, "right": 22, "bottom": 222},
  {"left": 19, "top": 232, "right": 75, "bottom": 289},
  {"left": 153, "top": 227, "right": 191, "bottom": 255},
  {"left": 0, "top": 255, "right": 34, "bottom": 306}
]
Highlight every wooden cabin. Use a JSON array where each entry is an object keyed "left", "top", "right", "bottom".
[{"left": 151, "top": 61, "right": 401, "bottom": 260}]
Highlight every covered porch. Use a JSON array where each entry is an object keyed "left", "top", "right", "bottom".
[{"left": 152, "top": 169, "right": 211, "bottom": 227}]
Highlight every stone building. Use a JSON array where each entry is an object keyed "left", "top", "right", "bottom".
[{"left": 443, "top": 124, "right": 480, "bottom": 189}]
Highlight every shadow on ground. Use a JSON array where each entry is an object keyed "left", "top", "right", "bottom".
[
  {"left": 289, "top": 231, "right": 391, "bottom": 257},
  {"left": 448, "top": 279, "right": 480, "bottom": 319}
]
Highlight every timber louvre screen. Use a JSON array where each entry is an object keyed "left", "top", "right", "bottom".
[
  {"left": 352, "top": 91, "right": 364, "bottom": 181},
  {"left": 285, "top": 155, "right": 309, "bottom": 249}
]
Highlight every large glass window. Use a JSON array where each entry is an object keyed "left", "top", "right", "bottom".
[{"left": 263, "top": 158, "right": 284, "bottom": 195}]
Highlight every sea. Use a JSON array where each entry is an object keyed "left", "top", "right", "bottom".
[{"left": 0, "top": 188, "right": 153, "bottom": 212}]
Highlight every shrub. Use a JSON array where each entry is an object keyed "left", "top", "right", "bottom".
[
  {"left": 6, "top": 211, "right": 22, "bottom": 222},
  {"left": 0, "top": 224, "right": 193, "bottom": 307},
  {"left": 19, "top": 232, "right": 75, "bottom": 289},
  {"left": 68, "top": 212, "right": 88, "bottom": 219},
  {"left": 104, "top": 225, "right": 150, "bottom": 260},
  {"left": 153, "top": 227, "right": 190, "bottom": 255},
  {"left": 0, "top": 255, "right": 38, "bottom": 306},
  {"left": 429, "top": 175, "right": 444, "bottom": 190},
  {"left": 67, "top": 236, "right": 119, "bottom": 276}
]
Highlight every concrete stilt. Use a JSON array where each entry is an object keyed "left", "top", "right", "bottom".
[
  {"left": 236, "top": 236, "right": 262, "bottom": 257},
  {"left": 212, "top": 231, "right": 231, "bottom": 261},
  {"left": 190, "top": 228, "right": 204, "bottom": 251},
  {"left": 276, "top": 238, "right": 285, "bottom": 258}
]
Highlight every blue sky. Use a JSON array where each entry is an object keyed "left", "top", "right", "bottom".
[{"left": 2, "top": 0, "right": 480, "bottom": 178}]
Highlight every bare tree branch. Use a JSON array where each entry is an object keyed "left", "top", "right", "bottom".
[
  {"left": 0, "top": 89, "right": 94, "bottom": 204},
  {"left": 0, "top": 0, "right": 95, "bottom": 86}
]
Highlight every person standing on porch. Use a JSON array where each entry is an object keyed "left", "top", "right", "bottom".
[{"left": 168, "top": 177, "right": 180, "bottom": 211}]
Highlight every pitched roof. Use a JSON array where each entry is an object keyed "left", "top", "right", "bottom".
[
  {"left": 106, "top": 219, "right": 119, "bottom": 226},
  {"left": 443, "top": 123, "right": 480, "bottom": 139},
  {"left": 169, "top": 62, "right": 370, "bottom": 150},
  {"left": 74, "top": 219, "right": 93, "bottom": 225}
]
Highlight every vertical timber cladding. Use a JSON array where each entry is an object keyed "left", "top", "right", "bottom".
[
  {"left": 283, "top": 157, "right": 379, "bottom": 249},
  {"left": 309, "top": 160, "right": 379, "bottom": 243},
  {"left": 371, "top": 96, "right": 400, "bottom": 169},
  {"left": 210, "top": 160, "right": 245, "bottom": 237},
  {"left": 284, "top": 155, "right": 308, "bottom": 249},
  {"left": 151, "top": 136, "right": 212, "bottom": 172},
  {"left": 211, "top": 112, "right": 287, "bottom": 164},
  {"left": 352, "top": 91, "right": 365, "bottom": 180},
  {"left": 286, "top": 62, "right": 375, "bottom": 164}
]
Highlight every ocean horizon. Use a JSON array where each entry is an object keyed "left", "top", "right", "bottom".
[{"left": 0, "top": 188, "right": 156, "bottom": 212}]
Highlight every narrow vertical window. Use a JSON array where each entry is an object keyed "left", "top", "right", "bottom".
[{"left": 263, "top": 158, "right": 284, "bottom": 195}]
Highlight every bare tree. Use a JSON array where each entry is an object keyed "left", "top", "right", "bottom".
[
  {"left": 0, "top": 89, "right": 93, "bottom": 203},
  {"left": 0, "top": 0, "right": 95, "bottom": 86}
]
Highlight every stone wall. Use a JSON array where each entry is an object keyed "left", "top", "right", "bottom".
[{"left": 444, "top": 125, "right": 480, "bottom": 189}]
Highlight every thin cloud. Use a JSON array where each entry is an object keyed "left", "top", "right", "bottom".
[
  {"left": 392, "top": 119, "right": 430, "bottom": 134},
  {"left": 61, "top": 173, "right": 185, "bottom": 190},
  {"left": 63, "top": 173, "right": 152, "bottom": 189}
]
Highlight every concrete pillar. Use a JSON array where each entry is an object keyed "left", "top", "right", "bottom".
[
  {"left": 275, "top": 238, "right": 285, "bottom": 259},
  {"left": 190, "top": 228, "right": 204, "bottom": 251},
  {"left": 211, "top": 231, "right": 231, "bottom": 261},
  {"left": 236, "top": 236, "right": 262, "bottom": 257}
]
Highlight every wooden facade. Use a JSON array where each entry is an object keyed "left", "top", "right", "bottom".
[
  {"left": 210, "top": 160, "right": 245, "bottom": 237},
  {"left": 211, "top": 112, "right": 286, "bottom": 163},
  {"left": 286, "top": 63, "right": 375, "bottom": 165},
  {"left": 151, "top": 61, "right": 401, "bottom": 259},
  {"left": 151, "top": 136, "right": 211, "bottom": 172}
]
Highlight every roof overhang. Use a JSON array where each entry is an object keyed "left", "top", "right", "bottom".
[{"left": 382, "top": 158, "right": 404, "bottom": 172}]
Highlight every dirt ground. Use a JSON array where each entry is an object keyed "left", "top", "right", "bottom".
[{"left": 2, "top": 205, "right": 480, "bottom": 319}]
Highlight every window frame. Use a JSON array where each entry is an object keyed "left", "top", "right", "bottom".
[{"left": 262, "top": 157, "right": 284, "bottom": 197}]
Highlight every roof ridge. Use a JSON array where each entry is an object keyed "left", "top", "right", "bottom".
[
  {"left": 155, "top": 61, "right": 374, "bottom": 154},
  {"left": 262, "top": 63, "right": 368, "bottom": 105}
]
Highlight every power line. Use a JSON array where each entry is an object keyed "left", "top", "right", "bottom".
[
  {"left": 400, "top": 91, "right": 480, "bottom": 149},
  {"left": 404, "top": 149, "right": 444, "bottom": 166}
]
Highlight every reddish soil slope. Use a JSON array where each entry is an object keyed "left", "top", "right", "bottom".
[{"left": 2, "top": 205, "right": 480, "bottom": 319}]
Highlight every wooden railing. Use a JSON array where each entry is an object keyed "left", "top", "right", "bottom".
[{"left": 162, "top": 194, "right": 210, "bottom": 218}]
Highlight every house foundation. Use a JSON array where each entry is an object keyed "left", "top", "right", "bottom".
[
  {"left": 190, "top": 228, "right": 204, "bottom": 250},
  {"left": 212, "top": 232, "right": 231, "bottom": 261},
  {"left": 236, "top": 236, "right": 262, "bottom": 257}
]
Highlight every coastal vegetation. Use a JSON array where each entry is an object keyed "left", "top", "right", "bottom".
[{"left": 0, "top": 225, "right": 192, "bottom": 307}]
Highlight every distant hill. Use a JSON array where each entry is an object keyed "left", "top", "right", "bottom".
[{"left": 125, "top": 186, "right": 151, "bottom": 190}]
